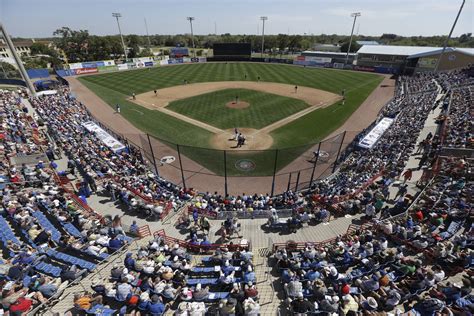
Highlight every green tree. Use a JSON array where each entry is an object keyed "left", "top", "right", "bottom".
[
  {"left": 30, "top": 43, "right": 54, "bottom": 56},
  {"left": 340, "top": 41, "right": 361, "bottom": 53},
  {"left": 0, "top": 61, "right": 21, "bottom": 79},
  {"left": 53, "top": 27, "right": 90, "bottom": 62}
]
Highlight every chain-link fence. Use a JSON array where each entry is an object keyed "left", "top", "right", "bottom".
[
  {"left": 136, "top": 130, "right": 358, "bottom": 196},
  {"left": 79, "top": 102, "right": 364, "bottom": 196}
]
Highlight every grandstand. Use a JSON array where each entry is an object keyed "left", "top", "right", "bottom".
[{"left": 0, "top": 11, "right": 473, "bottom": 314}]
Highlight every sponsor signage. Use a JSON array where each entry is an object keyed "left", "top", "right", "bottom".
[
  {"left": 82, "top": 121, "right": 126, "bottom": 153},
  {"left": 117, "top": 64, "right": 128, "bottom": 71},
  {"left": 75, "top": 68, "right": 98, "bottom": 75},
  {"left": 98, "top": 65, "right": 118, "bottom": 72},
  {"left": 296, "top": 55, "right": 305, "bottom": 61},
  {"left": 171, "top": 47, "right": 189, "bottom": 57},
  {"left": 305, "top": 56, "right": 332, "bottom": 63},
  {"left": 144, "top": 61, "right": 154, "bottom": 67},
  {"left": 354, "top": 65, "right": 375, "bottom": 72},
  {"left": 358, "top": 117, "right": 394, "bottom": 149},
  {"left": 69, "top": 63, "right": 83, "bottom": 70}
]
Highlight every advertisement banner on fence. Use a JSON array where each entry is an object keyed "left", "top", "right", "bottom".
[
  {"left": 144, "top": 61, "right": 154, "bottom": 67},
  {"left": 98, "top": 65, "right": 118, "bottom": 72},
  {"left": 127, "top": 63, "right": 137, "bottom": 69},
  {"left": 183, "top": 57, "right": 191, "bottom": 63},
  {"left": 69, "top": 63, "right": 83, "bottom": 70},
  {"left": 305, "top": 56, "right": 332, "bottom": 63},
  {"left": 74, "top": 68, "right": 98, "bottom": 75},
  {"left": 333, "top": 63, "right": 344, "bottom": 69},
  {"left": 117, "top": 64, "right": 128, "bottom": 71},
  {"left": 103, "top": 60, "right": 115, "bottom": 66},
  {"left": 132, "top": 57, "right": 153, "bottom": 63},
  {"left": 358, "top": 117, "right": 394, "bottom": 149},
  {"left": 296, "top": 55, "right": 305, "bottom": 61},
  {"left": 168, "top": 58, "right": 184, "bottom": 64},
  {"left": 160, "top": 60, "right": 168, "bottom": 66},
  {"left": 81, "top": 61, "right": 103, "bottom": 68},
  {"left": 354, "top": 65, "right": 375, "bottom": 72},
  {"left": 82, "top": 121, "right": 126, "bottom": 153}
]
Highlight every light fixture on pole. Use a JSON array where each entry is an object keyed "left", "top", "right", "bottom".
[
  {"left": 434, "top": 0, "right": 465, "bottom": 72},
  {"left": 112, "top": 13, "right": 128, "bottom": 62},
  {"left": 187, "top": 17, "right": 196, "bottom": 57},
  {"left": 260, "top": 16, "right": 268, "bottom": 58},
  {"left": 144, "top": 17, "right": 151, "bottom": 51},
  {"left": 345, "top": 12, "right": 361, "bottom": 66}
]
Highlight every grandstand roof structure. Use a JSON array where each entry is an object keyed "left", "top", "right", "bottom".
[
  {"left": 407, "top": 47, "right": 474, "bottom": 58},
  {"left": 357, "top": 44, "right": 442, "bottom": 56}
]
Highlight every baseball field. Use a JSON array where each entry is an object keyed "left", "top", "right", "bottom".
[{"left": 78, "top": 63, "right": 383, "bottom": 175}]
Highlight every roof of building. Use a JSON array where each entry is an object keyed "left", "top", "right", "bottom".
[
  {"left": 356, "top": 40, "right": 379, "bottom": 45},
  {"left": 302, "top": 51, "right": 356, "bottom": 56},
  {"left": 0, "top": 40, "right": 35, "bottom": 48},
  {"left": 357, "top": 45, "right": 441, "bottom": 56},
  {"left": 407, "top": 47, "right": 474, "bottom": 58}
]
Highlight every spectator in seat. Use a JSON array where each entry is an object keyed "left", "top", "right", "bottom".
[
  {"left": 193, "top": 283, "right": 209, "bottom": 301},
  {"left": 109, "top": 235, "right": 125, "bottom": 251},
  {"left": 129, "top": 221, "right": 139, "bottom": 237},
  {"left": 74, "top": 292, "right": 103, "bottom": 310},
  {"left": 147, "top": 294, "right": 165, "bottom": 315},
  {"left": 290, "top": 292, "right": 314, "bottom": 313}
]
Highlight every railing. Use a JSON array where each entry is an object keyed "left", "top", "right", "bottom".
[
  {"left": 153, "top": 229, "right": 251, "bottom": 253},
  {"left": 138, "top": 224, "right": 151, "bottom": 238},
  {"left": 271, "top": 220, "right": 374, "bottom": 252}
]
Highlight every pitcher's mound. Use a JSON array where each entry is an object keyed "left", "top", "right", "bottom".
[
  {"left": 210, "top": 128, "right": 273, "bottom": 150},
  {"left": 226, "top": 101, "right": 250, "bottom": 109}
]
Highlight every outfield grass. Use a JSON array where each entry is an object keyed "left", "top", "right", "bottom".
[
  {"left": 167, "top": 88, "right": 309, "bottom": 129},
  {"left": 78, "top": 63, "right": 383, "bottom": 175}
]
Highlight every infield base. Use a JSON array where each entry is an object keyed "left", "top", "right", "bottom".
[{"left": 210, "top": 128, "right": 273, "bottom": 150}]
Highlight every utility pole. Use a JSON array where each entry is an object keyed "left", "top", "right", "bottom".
[
  {"left": 144, "top": 17, "right": 151, "bottom": 51},
  {"left": 435, "top": 0, "right": 465, "bottom": 72},
  {"left": 187, "top": 17, "right": 196, "bottom": 58},
  {"left": 112, "top": 13, "right": 128, "bottom": 62},
  {"left": 214, "top": 21, "right": 217, "bottom": 35},
  {"left": 260, "top": 16, "right": 268, "bottom": 58},
  {"left": 345, "top": 12, "right": 361, "bottom": 66}
]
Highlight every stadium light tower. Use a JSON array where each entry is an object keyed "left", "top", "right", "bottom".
[
  {"left": 187, "top": 17, "right": 196, "bottom": 57},
  {"left": 0, "top": 22, "right": 35, "bottom": 95},
  {"left": 260, "top": 16, "right": 268, "bottom": 58},
  {"left": 112, "top": 13, "right": 128, "bottom": 62},
  {"left": 434, "top": 0, "right": 465, "bottom": 72},
  {"left": 344, "top": 12, "right": 361, "bottom": 66}
]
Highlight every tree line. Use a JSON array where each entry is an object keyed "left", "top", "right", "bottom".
[{"left": 11, "top": 27, "right": 474, "bottom": 65}]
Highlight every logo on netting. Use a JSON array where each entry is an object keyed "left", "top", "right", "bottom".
[
  {"left": 160, "top": 156, "right": 175, "bottom": 165},
  {"left": 235, "top": 159, "right": 256, "bottom": 172}
]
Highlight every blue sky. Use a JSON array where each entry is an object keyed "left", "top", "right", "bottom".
[{"left": 1, "top": 0, "right": 472, "bottom": 38}]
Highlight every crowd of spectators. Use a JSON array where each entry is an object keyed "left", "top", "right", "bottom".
[
  {"left": 271, "top": 68, "right": 473, "bottom": 315},
  {"left": 0, "top": 89, "right": 134, "bottom": 314},
  {"left": 275, "top": 157, "right": 472, "bottom": 314},
  {"left": 78, "top": 234, "right": 259, "bottom": 315},
  {"left": 29, "top": 88, "right": 191, "bottom": 219}
]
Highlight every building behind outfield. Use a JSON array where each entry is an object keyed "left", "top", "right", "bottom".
[{"left": 356, "top": 45, "right": 474, "bottom": 74}]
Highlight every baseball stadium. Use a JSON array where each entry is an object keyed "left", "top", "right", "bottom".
[{"left": 0, "top": 0, "right": 473, "bottom": 315}]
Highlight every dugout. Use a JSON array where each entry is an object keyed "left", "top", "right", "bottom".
[{"left": 211, "top": 43, "right": 251, "bottom": 61}]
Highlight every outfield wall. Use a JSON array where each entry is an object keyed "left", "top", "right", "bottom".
[{"left": 60, "top": 55, "right": 398, "bottom": 78}]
